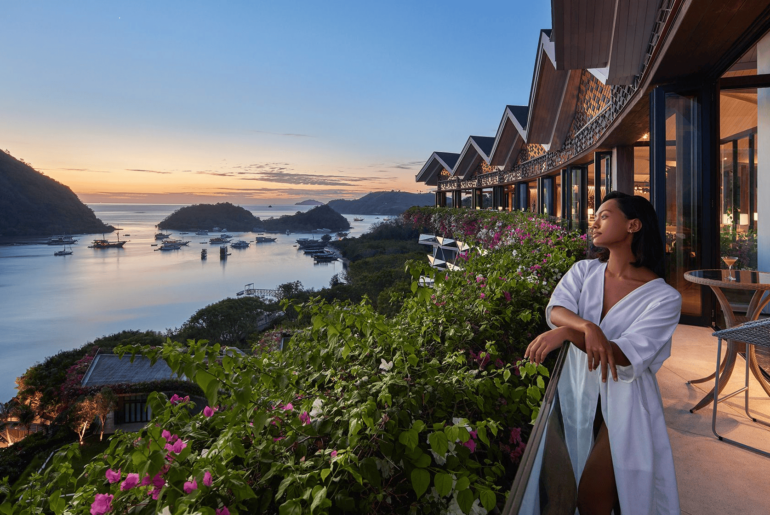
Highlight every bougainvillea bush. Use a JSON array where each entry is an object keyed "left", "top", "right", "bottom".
[{"left": 4, "top": 208, "right": 586, "bottom": 515}]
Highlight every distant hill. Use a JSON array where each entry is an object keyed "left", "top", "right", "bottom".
[
  {"left": 295, "top": 199, "right": 323, "bottom": 206},
  {"left": 327, "top": 191, "right": 434, "bottom": 215},
  {"left": 260, "top": 205, "right": 350, "bottom": 232},
  {"left": 158, "top": 203, "right": 260, "bottom": 231},
  {"left": 0, "top": 150, "right": 113, "bottom": 237}
]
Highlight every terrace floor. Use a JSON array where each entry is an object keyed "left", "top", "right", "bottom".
[{"left": 662, "top": 324, "right": 770, "bottom": 515}]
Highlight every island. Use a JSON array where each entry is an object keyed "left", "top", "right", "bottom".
[
  {"left": 158, "top": 203, "right": 350, "bottom": 233},
  {"left": 326, "top": 191, "right": 434, "bottom": 216},
  {"left": 158, "top": 203, "right": 260, "bottom": 231},
  {"left": 0, "top": 150, "right": 113, "bottom": 237},
  {"left": 259, "top": 205, "right": 350, "bottom": 232},
  {"left": 294, "top": 199, "right": 323, "bottom": 206}
]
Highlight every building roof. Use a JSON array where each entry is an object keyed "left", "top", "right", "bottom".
[
  {"left": 415, "top": 152, "right": 461, "bottom": 185},
  {"left": 489, "top": 105, "right": 529, "bottom": 168},
  {"left": 81, "top": 354, "right": 182, "bottom": 387},
  {"left": 452, "top": 136, "right": 496, "bottom": 179}
]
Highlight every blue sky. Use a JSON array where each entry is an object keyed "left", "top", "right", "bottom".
[{"left": 0, "top": 0, "right": 552, "bottom": 203}]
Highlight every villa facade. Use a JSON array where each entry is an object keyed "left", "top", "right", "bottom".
[{"left": 416, "top": 0, "right": 770, "bottom": 326}]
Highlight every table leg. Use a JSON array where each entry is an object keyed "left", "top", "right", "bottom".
[
  {"left": 747, "top": 292, "right": 770, "bottom": 398},
  {"left": 690, "top": 286, "right": 739, "bottom": 412}
]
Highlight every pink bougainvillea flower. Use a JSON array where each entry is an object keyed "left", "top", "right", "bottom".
[
  {"left": 215, "top": 508, "right": 230, "bottom": 515},
  {"left": 469, "top": 430, "right": 478, "bottom": 440},
  {"left": 183, "top": 478, "right": 198, "bottom": 494},
  {"left": 152, "top": 472, "right": 165, "bottom": 488},
  {"left": 273, "top": 436, "right": 285, "bottom": 442},
  {"left": 90, "top": 493, "right": 113, "bottom": 515},
  {"left": 479, "top": 293, "right": 485, "bottom": 299},
  {"left": 299, "top": 411, "right": 311, "bottom": 425},
  {"left": 105, "top": 468, "right": 121, "bottom": 484},
  {"left": 330, "top": 450, "right": 338, "bottom": 458},
  {"left": 120, "top": 473, "right": 140, "bottom": 491},
  {"left": 504, "top": 291, "right": 512, "bottom": 302},
  {"left": 510, "top": 427, "right": 523, "bottom": 444},
  {"left": 283, "top": 403, "right": 294, "bottom": 411},
  {"left": 150, "top": 487, "right": 163, "bottom": 500},
  {"left": 203, "top": 406, "right": 215, "bottom": 418},
  {"left": 463, "top": 439, "right": 477, "bottom": 453},
  {"left": 203, "top": 470, "right": 213, "bottom": 487},
  {"left": 170, "top": 439, "right": 187, "bottom": 454}
]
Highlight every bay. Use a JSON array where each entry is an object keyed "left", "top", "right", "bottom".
[{"left": 0, "top": 204, "right": 382, "bottom": 401}]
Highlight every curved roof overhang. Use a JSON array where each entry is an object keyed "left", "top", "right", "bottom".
[
  {"left": 552, "top": 0, "right": 662, "bottom": 85},
  {"left": 489, "top": 105, "right": 528, "bottom": 169},
  {"left": 525, "top": 30, "right": 572, "bottom": 144},
  {"left": 451, "top": 135, "right": 495, "bottom": 180},
  {"left": 415, "top": 152, "right": 459, "bottom": 186}
]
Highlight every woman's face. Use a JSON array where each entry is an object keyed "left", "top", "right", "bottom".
[{"left": 591, "top": 199, "right": 640, "bottom": 247}]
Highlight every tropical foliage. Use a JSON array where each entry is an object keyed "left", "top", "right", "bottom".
[
  {"left": 3, "top": 208, "right": 587, "bottom": 514},
  {"left": 158, "top": 203, "right": 260, "bottom": 232}
]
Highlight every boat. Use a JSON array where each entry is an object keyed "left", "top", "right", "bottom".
[
  {"left": 179, "top": 232, "right": 188, "bottom": 234},
  {"left": 286, "top": 230, "right": 290, "bottom": 235},
  {"left": 164, "top": 239, "right": 190, "bottom": 246},
  {"left": 123, "top": 234, "right": 131, "bottom": 237},
  {"left": 353, "top": 217, "right": 364, "bottom": 222},
  {"left": 256, "top": 236, "right": 277, "bottom": 243},
  {"left": 230, "top": 240, "right": 250, "bottom": 249},
  {"left": 155, "top": 233, "right": 170, "bottom": 240},
  {"left": 237, "top": 283, "right": 257, "bottom": 297},
  {"left": 201, "top": 249, "right": 207, "bottom": 260},
  {"left": 47, "top": 235, "right": 78, "bottom": 245},
  {"left": 54, "top": 246, "right": 73, "bottom": 256},
  {"left": 195, "top": 230, "right": 209, "bottom": 235},
  {"left": 209, "top": 236, "right": 231, "bottom": 244},
  {"left": 268, "top": 205, "right": 272, "bottom": 208},
  {"left": 157, "top": 241, "right": 181, "bottom": 251},
  {"left": 89, "top": 231, "right": 127, "bottom": 249}
]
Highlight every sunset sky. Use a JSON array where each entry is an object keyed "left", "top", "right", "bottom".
[{"left": 0, "top": 1, "right": 550, "bottom": 204}]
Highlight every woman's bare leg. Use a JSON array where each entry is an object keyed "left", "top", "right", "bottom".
[{"left": 577, "top": 422, "right": 620, "bottom": 515}]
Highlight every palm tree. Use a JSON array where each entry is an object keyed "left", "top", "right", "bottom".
[{"left": 14, "top": 404, "right": 36, "bottom": 436}]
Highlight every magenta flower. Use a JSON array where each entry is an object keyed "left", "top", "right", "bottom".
[
  {"left": 120, "top": 473, "right": 140, "bottom": 491},
  {"left": 90, "top": 493, "right": 113, "bottom": 515},
  {"left": 283, "top": 403, "right": 294, "bottom": 411},
  {"left": 273, "top": 436, "right": 285, "bottom": 442},
  {"left": 215, "top": 508, "right": 230, "bottom": 515},
  {"left": 504, "top": 291, "right": 512, "bottom": 302},
  {"left": 480, "top": 293, "right": 485, "bottom": 299},
  {"left": 183, "top": 478, "right": 198, "bottom": 494},
  {"left": 165, "top": 439, "right": 187, "bottom": 454},
  {"left": 299, "top": 411, "right": 311, "bottom": 425},
  {"left": 463, "top": 439, "right": 476, "bottom": 453},
  {"left": 469, "top": 430, "right": 478, "bottom": 440},
  {"left": 105, "top": 468, "right": 121, "bottom": 484},
  {"left": 330, "top": 450, "right": 338, "bottom": 458},
  {"left": 203, "top": 470, "right": 213, "bottom": 487},
  {"left": 169, "top": 394, "right": 181, "bottom": 405},
  {"left": 203, "top": 406, "right": 215, "bottom": 418}
]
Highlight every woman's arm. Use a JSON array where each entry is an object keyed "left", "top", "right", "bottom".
[{"left": 527, "top": 307, "right": 630, "bottom": 382}]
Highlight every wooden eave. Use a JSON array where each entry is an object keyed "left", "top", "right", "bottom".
[
  {"left": 552, "top": 0, "right": 615, "bottom": 71},
  {"left": 452, "top": 136, "right": 494, "bottom": 179},
  {"left": 416, "top": 152, "right": 460, "bottom": 185},
  {"left": 525, "top": 31, "right": 571, "bottom": 144},
  {"left": 489, "top": 105, "right": 528, "bottom": 169}
]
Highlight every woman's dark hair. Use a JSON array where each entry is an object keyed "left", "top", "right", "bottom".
[{"left": 588, "top": 191, "right": 665, "bottom": 277}]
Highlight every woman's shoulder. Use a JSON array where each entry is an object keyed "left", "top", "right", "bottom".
[
  {"left": 569, "top": 258, "right": 605, "bottom": 275},
  {"left": 646, "top": 278, "right": 682, "bottom": 306}
]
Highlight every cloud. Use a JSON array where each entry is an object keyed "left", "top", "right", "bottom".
[
  {"left": 194, "top": 171, "right": 236, "bottom": 177},
  {"left": 249, "top": 130, "right": 314, "bottom": 138},
  {"left": 46, "top": 167, "right": 112, "bottom": 173},
  {"left": 392, "top": 161, "right": 424, "bottom": 170},
  {"left": 239, "top": 170, "right": 394, "bottom": 187},
  {"left": 126, "top": 168, "right": 173, "bottom": 174}
]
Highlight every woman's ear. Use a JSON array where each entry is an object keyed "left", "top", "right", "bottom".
[{"left": 628, "top": 219, "right": 642, "bottom": 234}]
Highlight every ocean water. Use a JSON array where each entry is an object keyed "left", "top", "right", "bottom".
[{"left": 0, "top": 204, "right": 383, "bottom": 401}]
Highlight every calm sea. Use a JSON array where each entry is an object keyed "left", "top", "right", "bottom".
[{"left": 0, "top": 204, "right": 382, "bottom": 401}]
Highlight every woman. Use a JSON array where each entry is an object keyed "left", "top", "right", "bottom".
[{"left": 525, "top": 192, "right": 681, "bottom": 515}]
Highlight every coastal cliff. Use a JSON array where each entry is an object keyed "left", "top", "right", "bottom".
[
  {"left": 0, "top": 151, "right": 113, "bottom": 236},
  {"left": 326, "top": 191, "right": 434, "bottom": 215}
]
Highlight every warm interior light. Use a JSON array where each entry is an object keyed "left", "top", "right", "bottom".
[
  {"left": 740, "top": 213, "right": 749, "bottom": 225},
  {"left": 755, "top": 212, "right": 759, "bottom": 221},
  {"left": 642, "top": 133, "right": 649, "bottom": 140},
  {"left": 588, "top": 208, "right": 594, "bottom": 216},
  {"left": 722, "top": 214, "right": 731, "bottom": 225}
]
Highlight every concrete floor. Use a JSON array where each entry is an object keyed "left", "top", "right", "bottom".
[{"left": 661, "top": 324, "right": 770, "bottom": 515}]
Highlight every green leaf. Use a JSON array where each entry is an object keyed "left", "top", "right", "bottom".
[
  {"left": 253, "top": 411, "right": 269, "bottom": 432},
  {"left": 528, "top": 385, "right": 542, "bottom": 402},
  {"left": 412, "top": 420, "right": 426, "bottom": 433},
  {"left": 411, "top": 468, "right": 430, "bottom": 499},
  {"left": 279, "top": 499, "right": 303, "bottom": 515},
  {"left": 503, "top": 369, "right": 511, "bottom": 382},
  {"left": 428, "top": 431, "right": 448, "bottom": 457},
  {"left": 455, "top": 476, "right": 470, "bottom": 491},
  {"left": 310, "top": 486, "right": 328, "bottom": 513},
  {"left": 195, "top": 369, "right": 219, "bottom": 406},
  {"left": 479, "top": 489, "right": 496, "bottom": 511},
  {"left": 413, "top": 452, "right": 431, "bottom": 468},
  {"left": 320, "top": 468, "right": 331, "bottom": 481},
  {"left": 434, "top": 472, "right": 453, "bottom": 497},
  {"left": 275, "top": 476, "right": 293, "bottom": 500},
  {"left": 407, "top": 354, "right": 418, "bottom": 367},
  {"left": 398, "top": 429, "right": 419, "bottom": 451},
  {"left": 48, "top": 490, "right": 65, "bottom": 515},
  {"left": 537, "top": 376, "right": 545, "bottom": 389},
  {"left": 457, "top": 488, "right": 475, "bottom": 514},
  {"left": 476, "top": 426, "right": 489, "bottom": 446},
  {"left": 360, "top": 458, "right": 382, "bottom": 488},
  {"left": 537, "top": 364, "right": 550, "bottom": 377},
  {"left": 131, "top": 450, "right": 146, "bottom": 467}
]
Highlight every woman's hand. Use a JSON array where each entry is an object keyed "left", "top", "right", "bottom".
[
  {"left": 525, "top": 327, "right": 572, "bottom": 366},
  {"left": 582, "top": 322, "right": 618, "bottom": 382}
]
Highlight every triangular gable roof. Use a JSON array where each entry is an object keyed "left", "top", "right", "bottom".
[
  {"left": 525, "top": 30, "right": 571, "bottom": 145},
  {"left": 415, "top": 152, "right": 460, "bottom": 186},
  {"left": 452, "top": 136, "right": 495, "bottom": 179},
  {"left": 81, "top": 354, "right": 182, "bottom": 387},
  {"left": 489, "top": 105, "right": 529, "bottom": 168}
]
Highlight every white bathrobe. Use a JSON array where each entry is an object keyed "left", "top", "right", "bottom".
[{"left": 546, "top": 258, "right": 681, "bottom": 515}]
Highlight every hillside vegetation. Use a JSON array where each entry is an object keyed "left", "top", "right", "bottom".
[
  {"left": 158, "top": 203, "right": 260, "bottom": 231},
  {"left": 327, "top": 191, "right": 434, "bottom": 215},
  {"left": 260, "top": 204, "right": 350, "bottom": 232},
  {"left": 0, "top": 150, "right": 113, "bottom": 236}
]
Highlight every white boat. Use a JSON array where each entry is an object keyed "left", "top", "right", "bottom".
[
  {"left": 157, "top": 241, "right": 181, "bottom": 251},
  {"left": 155, "top": 233, "right": 170, "bottom": 240},
  {"left": 47, "top": 235, "right": 78, "bottom": 245},
  {"left": 230, "top": 240, "right": 250, "bottom": 249},
  {"left": 164, "top": 239, "right": 190, "bottom": 246},
  {"left": 353, "top": 217, "right": 364, "bottom": 222},
  {"left": 256, "top": 236, "right": 277, "bottom": 243},
  {"left": 54, "top": 246, "right": 73, "bottom": 256}
]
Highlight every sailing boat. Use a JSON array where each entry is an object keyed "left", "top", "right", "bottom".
[
  {"left": 54, "top": 245, "right": 73, "bottom": 256},
  {"left": 89, "top": 229, "right": 127, "bottom": 249}
]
